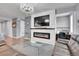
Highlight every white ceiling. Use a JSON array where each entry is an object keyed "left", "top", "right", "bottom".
[{"left": 0, "top": 3, "right": 77, "bottom": 19}]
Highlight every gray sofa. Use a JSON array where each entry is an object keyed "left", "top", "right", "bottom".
[
  {"left": 68, "top": 35, "right": 79, "bottom": 56},
  {"left": 53, "top": 34, "right": 79, "bottom": 56}
]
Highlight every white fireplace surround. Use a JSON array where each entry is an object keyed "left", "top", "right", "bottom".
[
  {"left": 31, "top": 29, "right": 55, "bottom": 45},
  {"left": 31, "top": 10, "right": 56, "bottom": 46},
  {"left": 31, "top": 10, "right": 56, "bottom": 28}
]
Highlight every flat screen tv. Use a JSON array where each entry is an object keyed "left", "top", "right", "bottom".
[{"left": 34, "top": 15, "right": 50, "bottom": 27}]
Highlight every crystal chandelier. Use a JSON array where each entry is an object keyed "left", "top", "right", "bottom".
[{"left": 20, "top": 3, "right": 34, "bottom": 15}]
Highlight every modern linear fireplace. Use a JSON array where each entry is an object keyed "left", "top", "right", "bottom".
[
  {"left": 33, "top": 32, "right": 50, "bottom": 39},
  {"left": 31, "top": 29, "right": 55, "bottom": 45},
  {"left": 31, "top": 10, "right": 56, "bottom": 45}
]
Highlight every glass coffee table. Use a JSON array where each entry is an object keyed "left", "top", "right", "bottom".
[
  {"left": 24, "top": 41, "right": 54, "bottom": 56},
  {"left": 11, "top": 41, "right": 54, "bottom": 56}
]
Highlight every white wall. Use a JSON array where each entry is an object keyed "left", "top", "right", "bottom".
[
  {"left": 16, "top": 20, "right": 25, "bottom": 37},
  {"left": 75, "top": 4, "right": 79, "bottom": 34},
  {"left": 20, "top": 20, "right": 25, "bottom": 37},
  {"left": 56, "top": 6, "right": 76, "bottom": 14},
  {"left": 56, "top": 6, "right": 78, "bottom": 34},
  {"left": 56, "top": 15, "right": 70, "bottom": 33},
  {"left": 0, "top": 22, "right": 7, "bottom": 34},
  {"left": 0, "top": 16, "right": 12, "bottom": 36},
  {"left": 0, "top": 23, "right": 1, "bottom": 33},
  {"left": 56, "top": 16, "right": 70, "bottom": 27},
  {"left": 7, "top": 20, "right": 13, "bottom": 37}
]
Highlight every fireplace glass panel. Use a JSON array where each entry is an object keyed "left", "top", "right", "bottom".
[{"left": 33, "top": 32, "right": 50, "bottom": 39}]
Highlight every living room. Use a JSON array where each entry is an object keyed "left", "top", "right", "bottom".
[{"left": 0, "top": 3, "right": 79, "bottom": 56}]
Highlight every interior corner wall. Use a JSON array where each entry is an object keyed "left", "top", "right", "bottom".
[
  {"left": 56, "top": 16, "right": 70, "bottom": 33},
  {"left": 56, "top": 6, "right": 76, "bottom": 14},
  {"left": 7, "top": 20, "right": 13, "bottom": 37},
  {"left": 56, "top": 5, "right": 78, "bottom": 34},
  {"left": 75, "top": 4, "right": 79, "bottom": 34}
]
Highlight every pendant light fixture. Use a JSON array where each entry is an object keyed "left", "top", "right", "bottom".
[{"left": 20, "top": 3, "right": 34, "bottom": 16}]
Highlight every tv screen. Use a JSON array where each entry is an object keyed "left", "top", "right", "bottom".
[{"left": 34, "top": 15, "right": 50, "bottom": 27}]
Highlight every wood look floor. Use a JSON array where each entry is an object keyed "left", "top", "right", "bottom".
[
  {"left": 0, "top": 44, "right": 25, "bottom": 56},
  {"left": 0, "top": 36, "right": 26, "bottom": 56}
]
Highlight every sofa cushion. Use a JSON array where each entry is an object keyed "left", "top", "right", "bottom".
[
  {"left": 68, "top": 38, "right": 75, "bottom": 47},
  {"left": 76, "top": 36, "right": 79, "bottom": 42},
  {"left": 55, "top": 42, "right": 68, "bottom": 49},
  {"left": 68, "top": 35, "right": 79, "bottom": 56},
  {"left": 70, "top": 41, "right": 79, "bottom": 56},
  {"left": 53, "top": 42, "right": 70, "bottom": 56},
  {"left": 53, "top": 45, "right": 70, "bottom": 56},
  {"left": 57, "top": 38, "right": 69, "bottom": 44}
]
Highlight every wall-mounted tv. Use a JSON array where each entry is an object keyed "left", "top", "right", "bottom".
[{"left": 34, "top": 15, "right": 50, "bottom": 27}]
